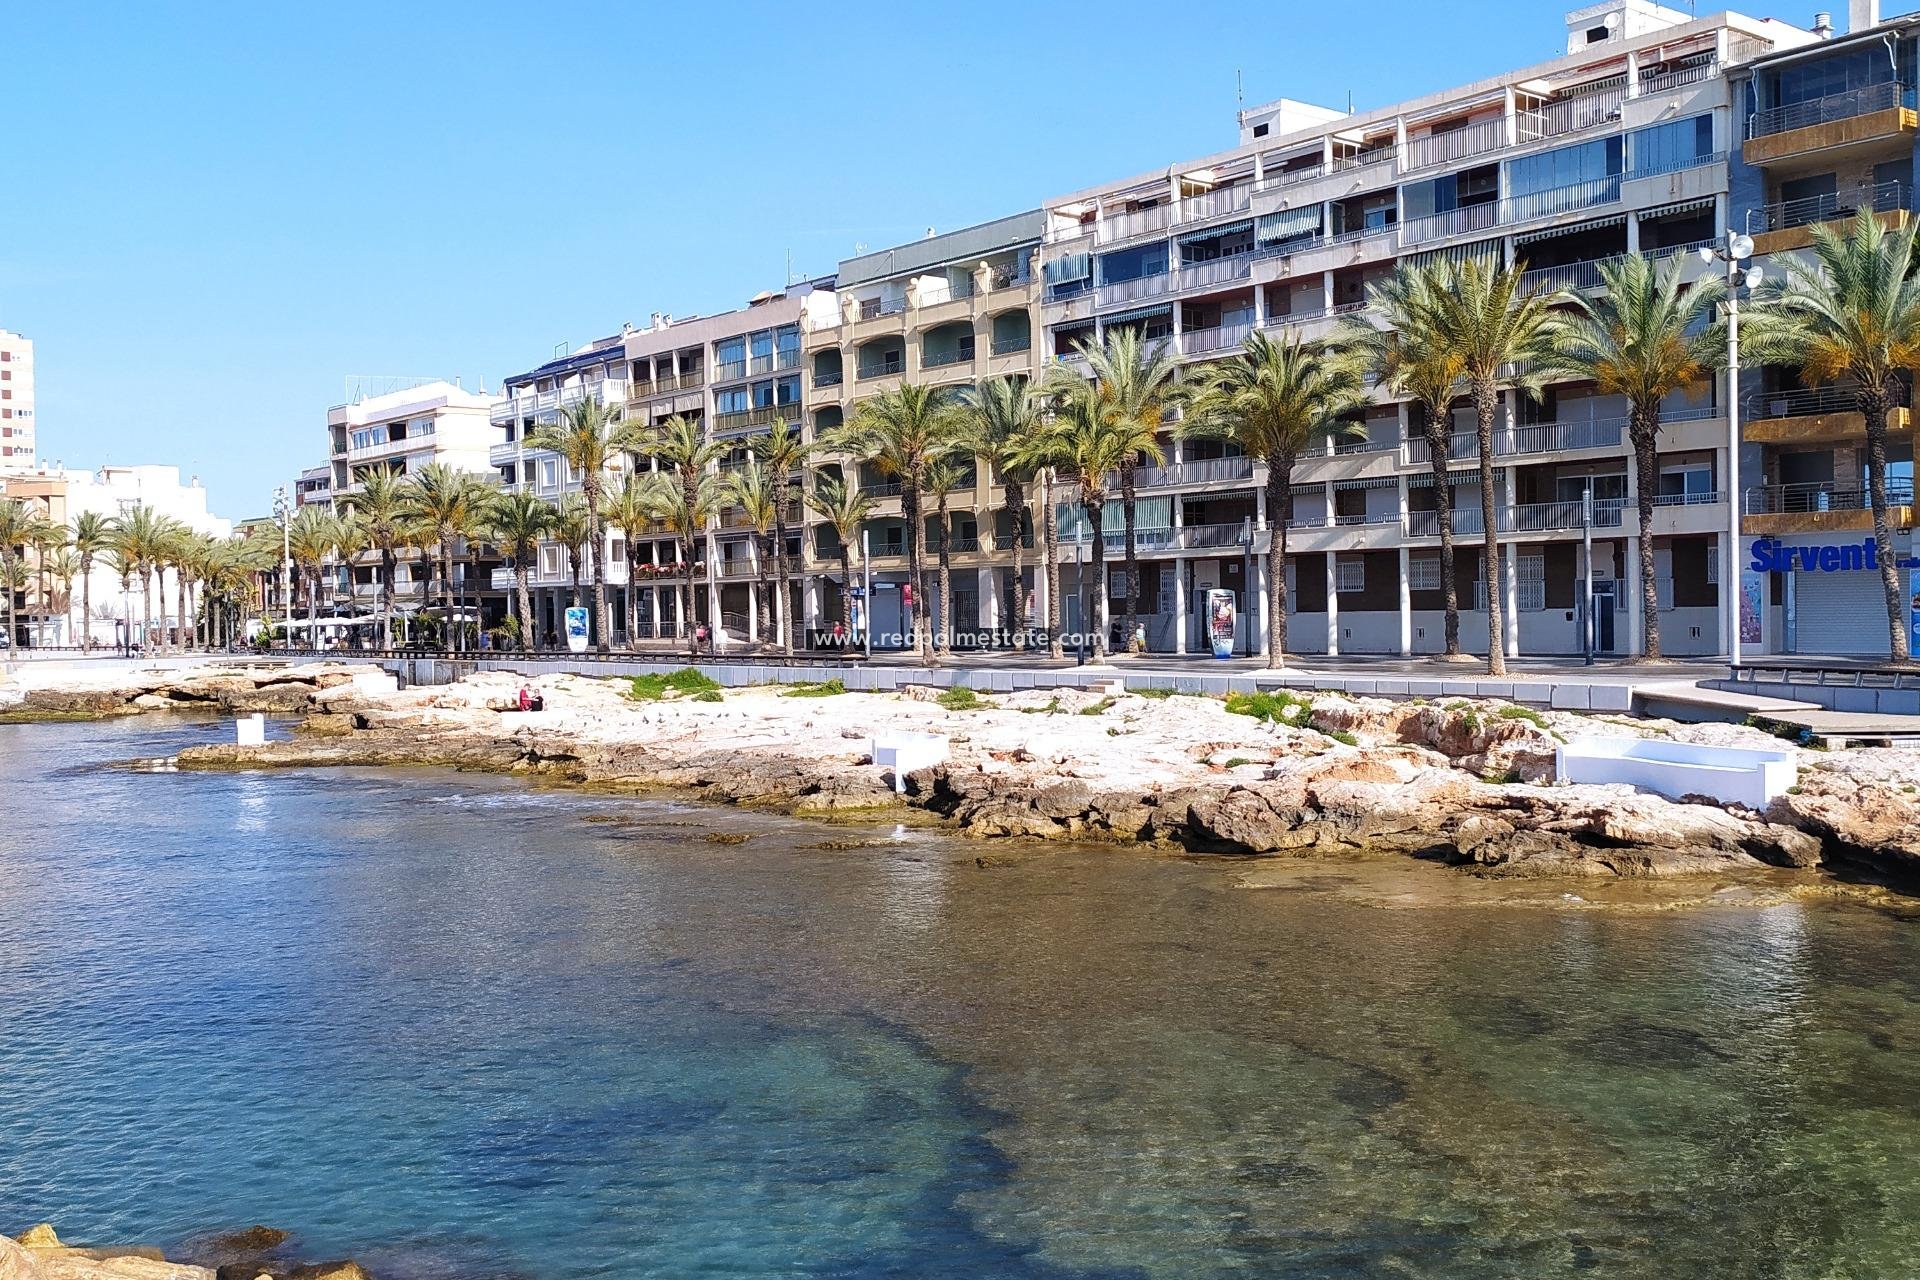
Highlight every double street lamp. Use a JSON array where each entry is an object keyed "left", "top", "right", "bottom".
[
  {"left": 1700, "top": 231, "right": 1763, "bottom": 667},
  {"left": 272, "top": 485, "right": 292, "bottom": 649}
]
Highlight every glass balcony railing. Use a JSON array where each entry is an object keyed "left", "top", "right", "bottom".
[
  {"left": 1747, "top": 81, "right": 1915, "bottom": 140},
  {"left": 1746, "top": 180, "right": 1911, "bottom": 235},
  {"left": 1745, "top": 481, "right": 1914, "bottom": 513}
]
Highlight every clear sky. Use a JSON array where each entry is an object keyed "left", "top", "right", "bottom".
[{"left": 4, "top": 0, "right": 1686, "bottom": 518}]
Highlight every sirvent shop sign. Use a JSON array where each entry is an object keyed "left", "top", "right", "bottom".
[{"left": 1748, "top": 537, "right": 1920, "bottom": 574}]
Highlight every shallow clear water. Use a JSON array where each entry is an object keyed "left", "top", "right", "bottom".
[{"left": 3, "top": 718, "right": 1920, "bottom": 1278}]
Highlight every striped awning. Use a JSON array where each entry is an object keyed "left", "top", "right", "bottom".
[
  {"left": 1180, "top": 219, "right": 1252, "bottom": 244},
  {"left": 1404, "top": 238, "right": 1502, "bottom": 270},
  {"left": 1101, "top": 304, "right": 1174, "bottom": 326},
  {"left": 1638, "top": 196, "right": 1715, "bottom": 222},
  {"left": 1513, "top": 213, "right": 1627, "bottom": 245},
  {"left": 1407, "top": 470, "right": 1483, "bottom": 487},
  {"left": 1334, "top": 476, "right": 1401, "bottom": 490}
]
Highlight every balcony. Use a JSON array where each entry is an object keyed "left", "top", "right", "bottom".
[
  {"left": 857, "top": 297, "right": 908, "bottom": 322},
  {"left": 855, "top": 353, "right": 906, "bottom": 380},
  {"left": 1133, "top": 456, "right": 1255, "bottom": 487},
  {"left": 1502, "top": 174, "right": 1623, "bottom": 227},
  {"left": 1400, "top": 200, "right": 1500, "bottom": 244},
  {"left": 488, "top": 441, "right": 522, "bottom": 467},
  {"left": 1181, "top": 184, "right": 1253, "bottom": 224},
  {"left": 1407, "top": 500, "right": 1624, "bottom": 537},
  {"left": 860, "top": 479, "right": 903, "bottom": 498},
  {"left": 1743, "top": 82, "right": 1917, "bottom": 166},
  {"left": 1403, "top": 118, "right": 1509, "bottom": 174},
  {"left": 1176, "top": 254, "right": 1254, "bottom": 294},
  {"left": 921, "top": 341, "right": 977, "bottom": 371},
  {"left": 1096, "top": 203, "right": 1173, "bottom": 245},
  {"left": 712, "top": 404, "right": 801, "bottom": 436},
  {"left": 990, "top": 335, "right": 1032, "bottom": 357},
  {"left": 813, "top": 370, "right": 844, "bottom": 388},
  {"left": 1743, "top": 480, "right": 1915, "bottom": 534},
  {"left": 713, "top": 359, "right": 749, "bottom": 384},
  {"left": 1179, "top": 522, "right": 1257, "bottom": 550},
  {"left": 1744, "top": 383, "right": 1912, "bottom": 444},
  {"left": 1095, "top": 271, "right": 1172, "bottom": 309},
  {"left": 1180, "top": 321, "right": 1253, "bottom": 357},
  {"left": 1746, "top": 180, "right": 1912, "bottom": 255},
  {"left": 1515, "top": 84, "right": 1628, "bottom": 145}
]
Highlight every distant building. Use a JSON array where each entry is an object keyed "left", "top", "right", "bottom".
[{"left": 0, "top": 329, "right": 35, "bottom": 465}]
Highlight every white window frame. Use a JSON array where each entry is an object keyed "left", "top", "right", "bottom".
[
  {"left": 1408, "top": 555, "right": 1441, "bottom": 592},
  {"left": 1517, "top": 553, "right": 1546, "bottom": 612},
  {"left": 539, "top": 545, "right": 563, "bottom": 577},
  {"left": 1335, "top": 555, "right": 1365, "bottom": 594}
]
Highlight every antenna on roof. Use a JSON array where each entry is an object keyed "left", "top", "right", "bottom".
[
  {"left": 1347, "top": 89, "right": 1354, "bottom": 113},
  {"left": 1236, "top": 69, "right": 1243, "bottom": 116}
]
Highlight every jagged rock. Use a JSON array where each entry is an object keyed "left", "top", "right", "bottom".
[
  {"left": 12, "top": 1231, "right": 58, "bottom": 1251},
  {"left": 285, "top": 1264, "right": 372, "bottom": 1280},
  {"left": 0, "top": 1237, "right": 44, "bottom": 1280}
]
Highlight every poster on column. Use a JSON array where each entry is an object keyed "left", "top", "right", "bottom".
[
  {"left": 1911, "top": 565, "right": 1920, "bottom": 658},
  {"left": 1739, "top": 571, "right": 1764, "bottom": 647},
  {"left": 564, "top": 607, "right": 590, "bottom": 653},
  {"left": 1206, "top": 589, "right": 1236, "bottom": 660}
]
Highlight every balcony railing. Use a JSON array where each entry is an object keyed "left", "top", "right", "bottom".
[
  {"left": 1637, "top": 58, "right": 1718, "bottom": 96},
  {"left": 1623, "top": 149, "right": 1725, "bottom": 183},
  {"left": 1502, "top": 174, "right": 1622, "bottom": 225},
  {"left": 1179, "top": 522, "right": 1255, "bottom": 550},
  {"left": 713, "top": 360, "right": 748, "bottom": 384},
  {"left": 860, "top": 479, "right": 903, "bottom": 498},
  {"left": 1745, "top": 382, "right": 1910, "bottom": 420},
  {"left": 1407, "top": 499, "right": 1624, "bottom": 536},
  {"left": 1651, "top": 489, "right": 1725, "bottom": 507},
  {"left": 1180, "top": 321, "right": 1254, "bottom": 356},
  {"left": 857, "top": 297, "right": 908, "bottom": 321},
  {"left": 993, "top": 531, "right": 1036, "bottom": 550},
  {"left": 1182, "top": 184, "right": 1252, "bottom": 221},
  {"left": 1403, "top": 117, "right": 1508, "bottom": 172},
  {"left": 856, "top": 354, "right": 906, "bottom": 380},
  {"left": 1095, "top": 271, "right": 1171, "bottom": 308},
  {"left": 921, "top": 342, "right": 977, "bottom": 370},
  {"left": 1516, "top": 83, "right": 1627, "bottom": 142},
  {"left": 1745, "top": 481, "right": 1914, "bottom": 513},
  {"left": 1176, "top": 255, "right": 1254, "bottom": 292},
  {"left": 1401, "top": 200, "right": 1500, "bottom": 242},
  {"left": 1131, "top": 455, "right": 1255, "bottom": 488},
  {"left": 1747, "top": 81, "right": 1915, "bottom": 140},
  {"left": 813, "top": 370, "right": 844, "bottom": 388},
  {"left": 990, "top": 334, "right": 1032, "bottom": 356},
  {"left": 1097, "top": 203, "right": 1173, "bottom": 244},
  {"left": 1746, "top": 180, "right": 1911, "bottom": 235}
]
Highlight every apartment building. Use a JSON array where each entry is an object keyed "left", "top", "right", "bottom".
[
  {"left": 797, "top": 213, "right": 1044, "bottom": 644},
  {"left": 1030, "top": 0, "right": 1815, "bottom": 657},
  {"left": 0, "top": 329, "right": 36, "bottom": 465},
  {"left": 1729, "top": 0, "right": 1920, "bottom": 654},
  {"left": 325, "top": 379, "right": 502, "bottom": 627},
  {"left": 294, "top": 465, "right": 332, "bottom": 508}
]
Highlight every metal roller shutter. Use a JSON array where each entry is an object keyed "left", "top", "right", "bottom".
[{"left": 1792, "top": 568, "right": 1884, "bottom": 654}]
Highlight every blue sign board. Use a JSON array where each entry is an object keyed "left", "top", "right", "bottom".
[{"left": 1748, "top": 537, "right": 1920, "bottom": 574}]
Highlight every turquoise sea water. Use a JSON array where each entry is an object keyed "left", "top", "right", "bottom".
[{"left": 3, "top": 717, "right": 1920, "bottom": 1278}]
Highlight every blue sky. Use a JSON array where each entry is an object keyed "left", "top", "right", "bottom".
[{"left": 4, "top": 0, "right": 1641, "bottom": 517}]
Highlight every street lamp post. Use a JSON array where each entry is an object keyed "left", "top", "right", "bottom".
[
  {"left": 272, "top": 485, "right": 292, "bottom": 650},
  {"left": 1075, "top": 532, "right": 1088, "bottom": 667},
  {"left": 1582, "top": 484, "right": 1595, "bottom": 667},
  {"left": 1701, "top": 231, "right": 1762, "bottom": 667}
]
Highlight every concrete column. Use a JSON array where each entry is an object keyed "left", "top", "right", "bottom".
[
  {"left": 1174, "top": 558, "right": 1188, "bottom": 655},
  {"left": 1502, "top": 87, "right": 1518, "bottom": 145},
  {"left": 1398, "top": 545, "right": 1413, "bottom": 656},
  {"left": 1625, "top": 537, "right": 1645, "bottom": 656},
  {"left": 652, "top": 584, "right": 664, "bottom": 639},
  {"left": 705, "top": 528, "right": 721, "bottom": 631},
  {"left": 1325, "top": 553, "right": 1340, "bottom": 657},
  {"left": 1255, "top": 555, "right": 1269, "bottom": 657},
  {"left": 1253, "top": 279, "right": 1267, "bottom": 329},
  {"left": 1626, "top": 213, "right": 1641, "bottom": 254},
  {"left": 1255, "top": 485, "right": 1268, "bottom": 530},
  {"left": 1625, "top": 50, "right": 1641, "bottom": 98},
  {"left": 1322, "top": 269, "right": 1335, "bottom": 312},
  {"left": 976, "top": 566, "right": 998, "bottom": 631}
]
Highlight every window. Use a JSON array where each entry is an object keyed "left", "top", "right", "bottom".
[
  {"left": 540, "top": 459, "right": 558, "bottom": 490},
  {"left": 715, "top": 337, "right": 745, "bottom": 367},
  {"left": 610, "top": 538, "right": 626, "bottom": 565},
  {"left": 1408, "top": 556, "right": 1442, "bottom": 591},
  {"left": 1505, "top": 136, "right": 1622, "bottom": 198},
  {"left": 1252, "top": 123, "right": 1270, "bottom": 138},
  {"left": 1706, "top": 548, "right": 1720, "bottom": 585},
  {"left": 1658, "top": 466, "right": 1714, "bottom": 503},
  {"left": 1518, "top": 554, "right": 1546, "bottom": 612},
  {"left": 1335, "top": 556, "right": 1365, "bottom": 594},
  {"left": 716, "top": 386, "right": 749, "bottom": 415},
  {"left": 539, "top": 545, "right": 563, "bottom": 577}
]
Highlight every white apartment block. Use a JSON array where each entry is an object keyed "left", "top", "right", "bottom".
[
  {"left": 1030, "top": 0, "right": 1816, "bottom": 658},
  {"left": 0, "top": 329, "right": 36, "bottom": 464},
  {"left": 65, "top": 464, "right": 232, "bottom": 646}
]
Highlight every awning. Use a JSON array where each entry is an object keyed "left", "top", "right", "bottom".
[
  {"left": 1334, "top": 476, "right": 1400, "bottom": 490},
  {"left": 1257, "top": 207, "right": 1323, "bottom": 242},
  {"left": 1180, "top": 218, "right": 1253, "bottom": 245},
  {"left": 1639, "top": 196, "right": 1715, "bottom": 221},
  {"left": 1404, "top": 238, "right": 1501, "bottom": 270},
  {"left": 1101, "top": 303, "right": 1174, "bottom": 326},
  {"left": 1043, "top": 252, "right": 1091, "bottom": 285},
  {"left": 1513, "top": 213, "right": 1627, "bottom": 245},
  {"left": 1408, "top": 470, "right": 1483, "bottom": 487}
]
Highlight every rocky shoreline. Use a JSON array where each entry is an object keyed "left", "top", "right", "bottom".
[
  {"left": 2, "top": 1223, "right": 368, "bottom": 1280},
  {"left": 8, "top": 659, "right": 1920, "bottom": 890}
]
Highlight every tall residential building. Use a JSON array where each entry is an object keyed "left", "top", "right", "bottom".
[
  {"left": 0, "top": 329, "right": 36, "bottom": 464},
  {"left": 1031, "top": 0, "right": 1813, "bottom": 658},
  {"left": 1729, "top": 0, "right": 1920, "bottom": 654},
  {"left": 326, "top": 379, "right": 503, "bottom": 626},
  {"left": 797, "top": 213, "right": 1044, "bottom": 644}
]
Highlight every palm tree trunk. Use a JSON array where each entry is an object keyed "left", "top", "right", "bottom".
[
  {"left": 838, "top": 545, "right": 854, "bottom": 635},
  {"left": 1042, "top": 471, "right": 1063, "bottom": 659},
  {"left": 307, "top": 569, "right": 320, "bottom": 647},
  {"left": 1424, "top": 402, "right": 1461, "bottom": 657},
  {"left": 1120, "top": 461, "right": 1141, "bottom": 649},
  {"left": 625, "top": 557, "right": 640, "bottom": 652},
  {"left": 381, "top": 547, "right": 395, "bottom": 650},
  {"left": 1863, "top": 384, "right": 1911, "bottom": 662},
  {"left": 516, "top": 565, "right": 534, "bottom": 652},
  {"left": 1003, "top": 479, "right": 1026, "bottom": 647},
  {"left": 177, "top": 571, "right": 189, "bottom": 653},
  {"left": 1631, "top": 413, "right": 1663, "bottom": 660},
  {"left": 80, "top": 557, "right": 93, "bottom": 652},
  {"left": 588, "top": 489, "right": 611, "bottom": 654},
  {"left": 936, "top": 496, "right": 953, "bottom": 655},
  {"left": 1267, "top": 458, "right": 1291, "bottom": 667},
  {"left": 1086, "top": 496, "right": 1108, "bottom": 659},
  {"left": 772, "top": 504, "right": 792, "bottom": 654},
  {"left": 681, "top": 532, "right": 698, "bottom": 660},
  {"left": 141, "top": 569, "right": 154, "bottom": 653},
  {"left": 903, "top": 481, "right": 925, "bottom": 657},
  {"left": 1475, "top": 381, "right": 1507, "bottom": 677}
]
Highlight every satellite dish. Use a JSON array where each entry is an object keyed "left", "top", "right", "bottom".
[
  {"left": 1604, "top": 11, "right": 1622, "bottom": 28},
  {"left": 1730, "top": 232, "right": 1755, "bottom": 260}
]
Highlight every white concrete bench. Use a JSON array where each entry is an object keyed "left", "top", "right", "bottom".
[
  {"left": 1556, "top": 736, "right": 1797, "bottom": 809},
  {"left": 871, "top": 730, "right": 950, "bottom": 793}
]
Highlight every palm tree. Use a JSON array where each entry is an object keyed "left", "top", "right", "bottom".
[
  {"left": 804, "top": 473, "right": 873, "bottom": 637},
  {"left": 1342, "top": 261, "right": 1470, "bottom": 657},
  {"left": 1032, "top": 382, "right": 1137, "bottom": 659},
  {"left": 0, "top": 558, "right": 26, "bottom": 648},
  {"left": 114, "top": 505, "right": 180, "bottom": 654},
  {"left": 0, "top": 497, "right": 31, "bottom": 649},
  {"left": 29, "top": 518, "right": 66, "bottom": 649},
  {"left": 1007, "top": 423, "right": 1070, "bottom": 659},
  {"left": 1538, "top": 252, "right": 1725, "bottom": 660},
  {"left": 524, "top": 397, "right": 639, "bottom": 654},
  {"left": 922, "top": 457, "right": 971, "bottom": 654},
  {"left": 338, "top": 468, "right": 411, "bottom": 648},
  {"left": 961, "top": 375, "right": 1045, "bottom": 644},
  {"left": 47, "top": 547, "right": 80, "bottom": 646},
  {"left": 1183, "top": 332, "right": 1370, "bottom": 665},
  {"left": 604, "top": 473, "right": 656, "bottom": 649},
  {"left": 643, "top": 414, "right": 722, "bottom": 646},
  {"left": 826, "top": 384, "right": 966, "bottom": 656},
  {"left": 484, "top": 489, "right": 555, "bottom": 651},
  {"left": 754, "top": 417, "right": 810, "bottom": 653},
  {"left": 1422, "top": 256, "right": 1557, "bottom": 677},
  {"left": 403, "top": 463, "right": 491, "bottom": 650},
  {"left": 553, "top": 494, "right": 594, "bottom": 615},
  {"left": 286, "top": 506, "right": 338, "bottom": 648},
  {"left": 1075, "top": 327, "right": 1180, "bottom": 646},
  {"left": 1743, "top": 209, "right": 1920, "bottom": 662},
  {"left": 70, "top": 511, "right": 115, "bottom": 653},
  {"left": 640, "top": 469, "right": 717, "bottom": 659},
  {"left": 724, "top": 456, "right": 780, "bottom": 644}
]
